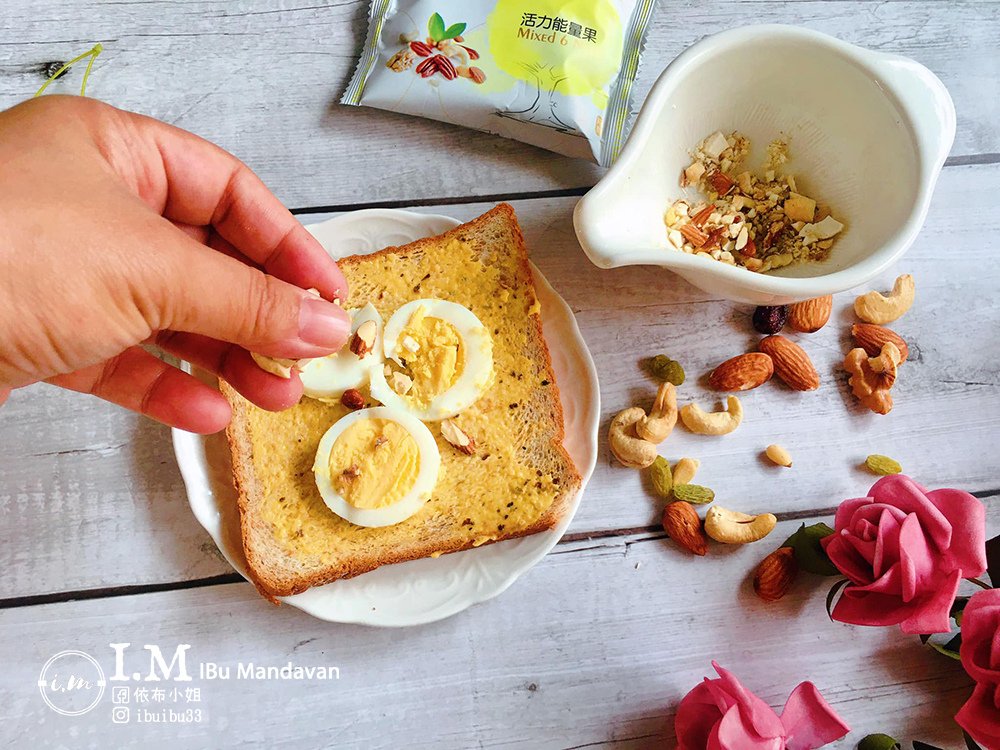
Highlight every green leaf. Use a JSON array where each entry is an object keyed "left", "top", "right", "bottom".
[
  {"left": 857, "top": 734, "right": 900, "bottom": 750},
  {"left": 964, "top": 730, "right": 984, "bottom": 750},
  {"left": 951, "top": 596, "right": 970, "bottom": 627},
  {"left": 826, "top": 578, "right": 850, "bottom": 620},
  {"left": 782, "top": 522, "right": 839, "bottom": 575},
  {"left": 443, "top": 22, "right": 467, "bottom": 40},
  {"left": 427, "top": 12, "right": 446, "bottom": 42},
  {"left": 927, "top": 632, "right": 962, "bottom": 661},
  {"left": 985, "top": 534, "right": 1000, "bottom": 587}
]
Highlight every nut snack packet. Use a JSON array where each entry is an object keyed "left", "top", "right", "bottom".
[{"left": 342, "top": 1, "right": 658, "bottom": 165}]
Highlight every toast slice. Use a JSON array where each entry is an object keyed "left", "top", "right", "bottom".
[{"left": 221, "top": 204, "right": 581, "bottom": 601}]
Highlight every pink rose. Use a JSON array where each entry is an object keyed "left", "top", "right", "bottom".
[
  {"left": 675, "top": 661, "right": 849, "bottom": 750},
  {"left": 821, "top": 475, "right": 986, "bottom": 634},
  {"left": 956, "top": 588, "right": 1000, "bottom": 748}
]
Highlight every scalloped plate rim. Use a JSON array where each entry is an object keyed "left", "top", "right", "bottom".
[{"left": 172, "top": 209, "right": 599, "bottom": 626}]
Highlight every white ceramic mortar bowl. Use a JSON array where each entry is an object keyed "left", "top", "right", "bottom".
[{"left": 574, "top": 25, "right": 955, "bottom": 305}]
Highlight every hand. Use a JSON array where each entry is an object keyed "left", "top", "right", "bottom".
[{"left": 0, "top": 96, "right": 352, "bottom": 433}]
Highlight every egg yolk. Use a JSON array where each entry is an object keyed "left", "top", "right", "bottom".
[
  {"left": 397, "top": 306, "right": 465, "bottom": 408},
  {"left": 329, "top": 419, "right": 419, "bottom": 509}
]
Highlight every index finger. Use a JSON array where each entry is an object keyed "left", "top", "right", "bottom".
[{"left": 125, "top": 111, "right": 347, "bottom": 301}]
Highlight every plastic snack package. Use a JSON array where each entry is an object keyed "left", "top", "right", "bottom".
[{"left": 342, "top": 1, "right": 658, "bottom": 166}]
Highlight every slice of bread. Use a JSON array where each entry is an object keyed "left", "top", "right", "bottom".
[{"left": 221, "top": 204, "right": 582, "bottom": 602}]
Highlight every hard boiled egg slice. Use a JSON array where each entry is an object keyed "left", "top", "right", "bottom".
[
  {"left": 313, "top": 406, "right": 441, "bottom": 528},
  {"left": 369, "top": 299, "right": 493, "bottom": 421},
  {"left": 299, "top": 303, "right": 383, "bottom": 400}
]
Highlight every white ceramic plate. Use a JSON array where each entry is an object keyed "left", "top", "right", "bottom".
[{"left": 172, "top": 210, "right": 600, "bottom": 626}]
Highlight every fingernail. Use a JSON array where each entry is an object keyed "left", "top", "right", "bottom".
[{"left": 298, "top": 297, "right": 351, "bottom": 348}]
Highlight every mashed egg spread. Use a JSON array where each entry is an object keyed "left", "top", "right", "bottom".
[
  {"left": 253, "top": 236, "right": 562, "bottom": 558},
  {"left": 329, "top": 418, "right": 419, "bottom": 510}
]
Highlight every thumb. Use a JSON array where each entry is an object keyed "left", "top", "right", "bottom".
[{"left": 159, "top": 232, "right": 352, "bottom": 358}]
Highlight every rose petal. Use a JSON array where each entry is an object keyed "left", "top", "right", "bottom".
[
  {"left": 897, "top": 568, "right": 961, "bottom": 634},
  {"left": 841, "top": 534, "right": 878, "bottom": 575},
  {"left": 823, "top": 533, "right": 876, "bottom": 584},
  {"left": 869, "top": 475, "right": 952, "bottom": 551},
  {"left": 896, "top": 512, "right": 933, "bottom": 603},
  {"left": 955, "top": 682, "right": 1000, "bottom": 749},
  {"left": 960, "top": 590, "right": 1000, "bottom": 684},
  {"left": 704, "top": 678, "right": 738, "bottom": 715},
  {"left": 780, "top": 681, "right": 851, "bottom": 750},
  {"left": 925, "top": 487, "right": 987, "bottom": 577},
  {"left": 676, "top": 681, "right": 727, "bottom": 750},
  {"left": 832, "top": 584, "right": 915, "bottom": 628},
  {"left": 833, "top": 496, "right": 871, "bottom": 531},
  {"left": 852, "top": 503, "right": 906, "bottom": 535},
  {"left": 872, "top": 508, "right": 903, "bottom": 580},
  {"left": 711, "top": 662, "right": 785, "bottom": 739},
  {"left": 709, "top": 703, "right": 783, "bottom": 750}
]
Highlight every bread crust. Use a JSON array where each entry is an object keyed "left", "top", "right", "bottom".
[{"left": 221, "top": 204, "right": 581, "bottom": 602}]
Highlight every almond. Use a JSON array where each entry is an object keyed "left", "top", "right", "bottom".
[
  {"left": 708, "top": 352, "right": 774, "bottom": 391},
  {"left": 787, "top": 295, "right": 833, "bottom": 333},
  {"left": 851, "top": 323, "right": 909, "bottom": 363},
  {"left": 753, "top": 547, "right": 798, "bottom": 602},
  {"left": 340, "top": 388, "right": 366, "bottom": 410},
  {"left": 708, "top": 170, "right": 735, "bottom": 196},
  {"left": 689, "top": 205, "right": 713, "bottom": 228},
  {"left": 679, "top": 224, "right": 709, "bottom": 247},
  {"left": 440, "top": 419, "right": 476, "bottom": 455},
  {"left": 662, "top": 501, "right": 707, "bottom": 556},
  {"left": 350, "top": 319, "right": 377, "bottom": 357},
  {"left": 758, "top": 335, "right": 820, "bottom": 391}
]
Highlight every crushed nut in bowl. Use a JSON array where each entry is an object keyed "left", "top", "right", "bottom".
[{"left": 665, "top": 131, "right": 845, "bottom": 273}]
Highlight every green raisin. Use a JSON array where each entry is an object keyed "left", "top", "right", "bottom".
[
  {"left": 648, "top": 456, "right": 672, "bottom": 498},
  {"left": 648, "top": 355, "right": 686, "bottom": 386},
  {"left": 865, "top": 454, "right": 902, "bottom": 476},
  {"left": 672, "top": 483, "right": 715, "bottom": 505}
]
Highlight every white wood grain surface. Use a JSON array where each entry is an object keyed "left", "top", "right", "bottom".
[
  {"left": 1, "top": 1, "right": 999, "bottom": 747},
  {"left": 1, "top": 1, "right": 998, "bottom": 207},
  {"left": 2, "top": 165, "right": 998, "bottom": 599},
  {"left": 2, "top": 516, "right": 997, "bottom": 748}
]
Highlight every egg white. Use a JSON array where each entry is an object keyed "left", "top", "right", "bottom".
[
  {"left": 299, "top": 303, "right": 384, "bottom": 400},
  {"left": 369, "top": 299, "right": 494, "bottom": 421},
  {"left": 313, "top": 406, "right": 441, "bottom": 528}
]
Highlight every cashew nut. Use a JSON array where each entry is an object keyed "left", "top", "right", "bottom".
[
  {"left": 672, "top": 457, "right": 700, "bottom": 485},
  {"left": 609, "top": 407, "right": 658, "bottom": 468},
  {"left": 250, "top": 289, "right": 321, "bottom": 378},
  {"left": 438, "top": 39, "right": 470, "bottom": 65},
  {"left": 680, "top": 395, "right": 743, "bottom": 435},
  {"left": 636, "top": 382, "right": 677, "bottom": 444},
  {"left": 251, "top": 352, "right": 299, "bottom": 379},
  {"left": 854, "top": 274, "right": 915, "bottom": 324},
  {"left": 704, "top": 506, "right": 777, "bottom": 544}
]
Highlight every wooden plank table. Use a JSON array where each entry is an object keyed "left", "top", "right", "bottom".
[{"left": 1, "top": 2, "right": 998, "bottom": 747}]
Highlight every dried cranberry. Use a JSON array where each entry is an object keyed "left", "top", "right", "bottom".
[{"left": 752, "top": 305, "right": 788, "bottom": 335}]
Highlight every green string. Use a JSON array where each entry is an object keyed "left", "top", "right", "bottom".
[{"left": 34, "top": 43, "right": 104, "bottom": 98}]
